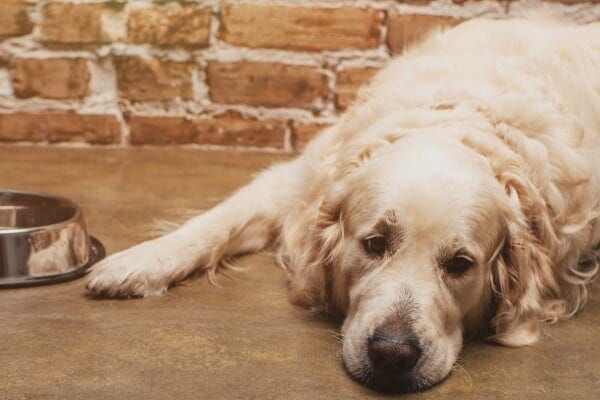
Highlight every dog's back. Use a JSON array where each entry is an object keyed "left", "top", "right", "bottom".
[{"left": 441, "top": 18, "right": 600, "bottom": 146}]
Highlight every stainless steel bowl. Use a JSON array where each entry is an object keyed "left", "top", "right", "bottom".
[{"left": 0, "top": 190, "right": 104, "bottom": 288}]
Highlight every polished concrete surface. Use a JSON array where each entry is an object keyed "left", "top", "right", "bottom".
[{"left": 1, "top": 146, "right": 598, "bottom": 399}]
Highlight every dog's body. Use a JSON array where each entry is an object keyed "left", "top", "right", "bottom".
[{"left": 87, "top": 18, "right": 600, "bottom": 392}]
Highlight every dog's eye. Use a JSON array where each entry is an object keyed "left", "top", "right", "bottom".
[
  {"left": 362, "top": 235, "right": 387, "bottom": 257},
  {"left": 443, "top": 254, "right": 474, "bottom": 277}
]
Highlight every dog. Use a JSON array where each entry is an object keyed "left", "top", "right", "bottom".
[{"left": 86, "top": 18, "right": 600, "bottom": 392}]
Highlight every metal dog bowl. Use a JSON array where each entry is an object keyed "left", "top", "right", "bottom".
[{"left": 0, "top": 190, "right": 104, "bottom": 288}]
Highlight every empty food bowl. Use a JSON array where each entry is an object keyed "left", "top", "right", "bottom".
[{"left": 0, "top": 190, "right": 104, "bottom": 288}]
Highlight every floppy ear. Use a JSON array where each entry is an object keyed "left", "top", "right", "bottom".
[
  {"left": 490, "top": 218, "right": 560, "bottom": 347},
  {"left": 461, "top": 129, "right": 565, "bottom": 346},
  {"left": 284, "top": 136, "right": 406, "bottom": 317},
  {"left": 284, "top": 196, "right": 349, "bottom": 317},
  {"left": 488, "top": 154, "right": 564, "bottom": 347}
]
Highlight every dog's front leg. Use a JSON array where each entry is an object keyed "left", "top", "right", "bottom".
[{"left": 86, "top": 157, "right": 308, "bottom": 297}]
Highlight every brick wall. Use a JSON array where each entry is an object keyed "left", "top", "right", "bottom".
[{"left": 0, "top": 0, "right": 598, "bottom": 152}]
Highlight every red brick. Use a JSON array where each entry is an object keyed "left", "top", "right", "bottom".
[
  {"left": 130, "top": 112, "right": 286, "bottom": 148},
  {"left": 220, "top": 3, "right": 383, "bottom": 51},
  {"left": 47, "top": 114, "right": 121, "bottom": 144},
  {"left": 0, "top": 112, "right": 121, "bottom": 144},
  {"left": 0, "top": 1, "right": 33, "bottom": 38},
  {"left": 129, "top": 116, "right": 194, "bottom": 145},
  {"left": 387, "top": 14, "right": 464, "bottom": 54},
  {"left": 128, "top": 3, "right": 211, "bottom": 47},
  {"left": 10, "top": 58, "right": 90, "bottom": 99},
  {"left": 40, "top": 2, "right": 123, "bottom": 44},
  {"left": 207, "top": 61, "right": 328, "bottom": 109},
  {"left": 191, "top": 111, "right": 286, "bottom": 148},
  {"left": 114, "top": 56, "right": 194, "bottom": 101},
  {"left": 335, "top": 67, "right": 379, "bottom": 110},
  {"left": 0, "top": 113, "right": 45, "bottom": 142},
  {"left": 291, "top": 122, "right": 330, "bottom": 151}
]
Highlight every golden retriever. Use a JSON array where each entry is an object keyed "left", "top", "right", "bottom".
[{"left": 86, "top": 18, "right": 600, "bottom": 392}]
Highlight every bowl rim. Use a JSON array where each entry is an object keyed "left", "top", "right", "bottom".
[{"left": 0, "top": 189, "right": 84, "bottom": 235}]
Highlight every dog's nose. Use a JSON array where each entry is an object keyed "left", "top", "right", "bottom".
[{"left": 368, "top": 332, "right": 421, "bottom": 375}]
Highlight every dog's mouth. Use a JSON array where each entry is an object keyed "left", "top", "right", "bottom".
[{"left": 344, "top": 360, "right": 436, "bottom": 393}]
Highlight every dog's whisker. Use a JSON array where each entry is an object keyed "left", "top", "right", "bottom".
[{"left": 328, "top": 330, "right": 345, "bottom": 343}]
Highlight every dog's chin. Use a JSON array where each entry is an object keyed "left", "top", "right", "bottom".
[
  {"left": 365, "top": 371, "right": 427, "bottom": 393},
  {"left": 344, "top": 361, "right": 440, "bottom": 394}
]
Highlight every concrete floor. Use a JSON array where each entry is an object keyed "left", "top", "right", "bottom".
[{"left": 1, "top": 146, "right": 598, "bottom": 399}]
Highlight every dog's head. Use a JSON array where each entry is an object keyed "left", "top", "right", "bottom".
[{"left": 283, "top": 132, "right": 568, "bottom": 392}]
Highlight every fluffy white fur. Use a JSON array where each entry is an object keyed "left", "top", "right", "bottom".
[{"left": 86, "top": 18, "right": 600, "bottom": 392}]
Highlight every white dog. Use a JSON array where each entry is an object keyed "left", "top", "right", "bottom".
[{"left": 86, "top": 18, "right": 600, "bottom": 392}]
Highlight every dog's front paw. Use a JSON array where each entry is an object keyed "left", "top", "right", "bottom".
[{"left": 85, "top": 240, "right": 175, "bottom": 298}]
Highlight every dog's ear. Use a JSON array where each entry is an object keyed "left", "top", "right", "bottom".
[
  {"left": 488, "top": 157, "right": 564, "bottom": 347},
  {"left": 490, "top": 220, "right": 557, "bottom": 346},
  {"left": 285, "top": 196, "right": 349, "bottom": 317},
  {"left": 461, "top": 129, "right": 566, "bottom": 346}
]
